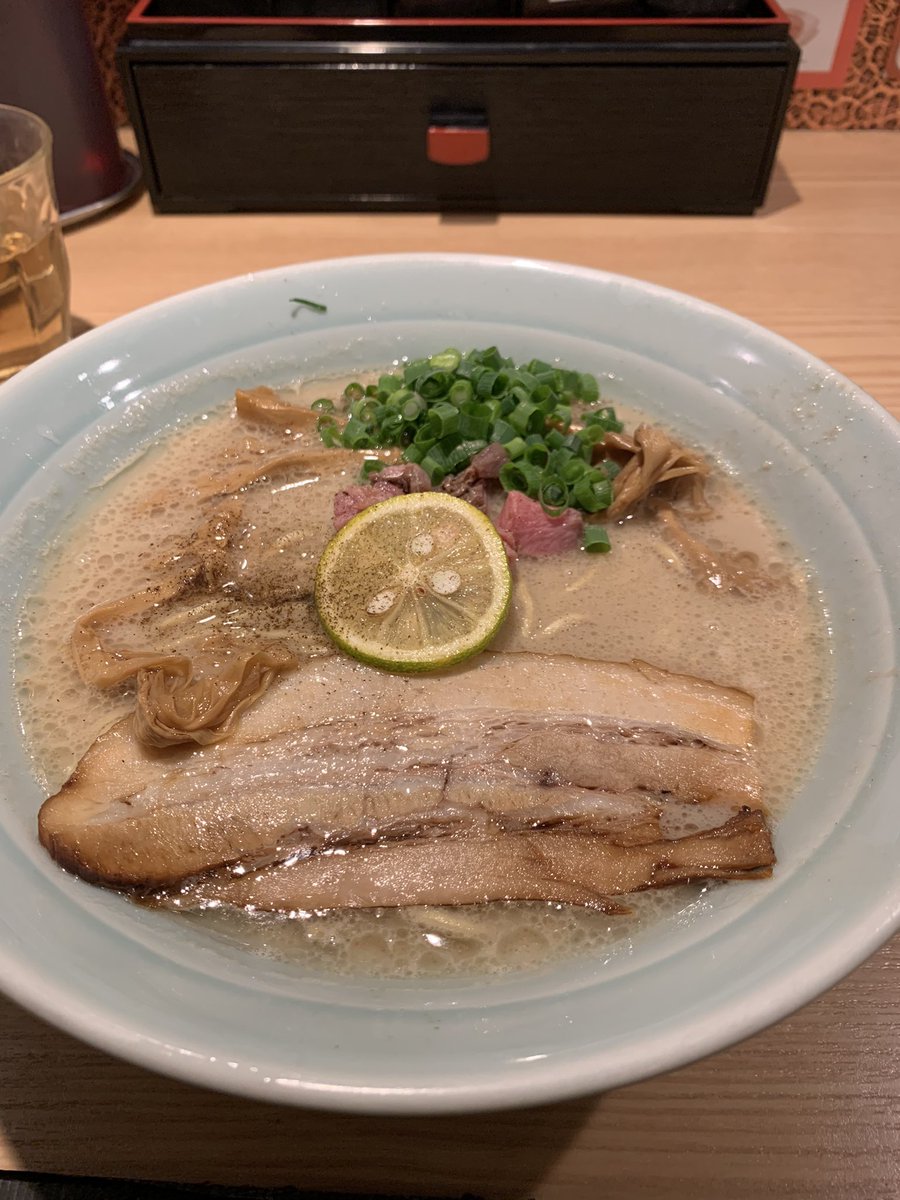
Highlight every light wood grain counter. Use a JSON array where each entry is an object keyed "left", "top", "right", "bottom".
[{"left": 2, "top": 129, "right": 899, "bottom": 1200}]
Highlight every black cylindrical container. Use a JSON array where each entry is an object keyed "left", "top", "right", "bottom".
[{"left": 0, "top": 0, "right": 128, "bottom": 215}]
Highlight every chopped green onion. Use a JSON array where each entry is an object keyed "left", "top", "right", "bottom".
[
  {"left": 412, "top": 418, "right": 435, "bottom": 441},
  {"left": 491, "top": 418, "right": 518, "bottom": 445},
  {"left": 578, "top": 424, "right": 609, "bottom": 448},
  {"left": 449, "top": 379, "right": 474, "bottom": 407},
  {"left": 552, "top": 404, "right": 572, "bottom": 430},
  {"left": 526, "top": 357, "right": 553, "bottom": 376},
  {"left": 341, "top": 417, "right": 374, "bottom": 449},
  {"left": 459, "top": 409, "right": 490, "bottom": 440},
  {"left": 417, "top": 370, "right": 455, "bottom": 401},
  {"left": 378, "top": 374, "right": 403, "bottom": 395},
  {"left": 361, "top": 458, "right": 385, "bottom": 480},
  {"left": 475, "top": 370, "right": 498, "bottom": 399},
  {"left": 524, "top": 443, "right": 551, "bottom": 468},
  {"left": 289, "top": 297, "right": 328, "bottom": 313},
  {"left": 401, "top": 395, "right": 426, "bottom": 421},
  {"left": 420, "top": 448, "right": 450, "bottom": 484},
  {"left": 573, "top": 473, "right": 613, "bottom": 513},
  {"left": 316, "top": 415, "right": 342, "bottom": 448},
  {"left": 499, "top": 460, "right": 544, "bottom": 496},
  {"left": 539, "top": 475, "right": 570, "bottom": 517},
  {"left": 490, "top": 371, "right": 512, "bottom": 398},
  {"left": 583, "top": 526, "right": 612, "bottom": 554},
  {"left": 403, "top": 358, "right": 431, "bottom": 387},
  {"left": 578, "top": 373, "right": 600, "bottom": 403},
  {"left": 508, "top": 400, "right": 541, "bottom": 435},
  {"left": 426, "top": 401, "right": 460, "bottom": 439},
  {"left": 429, "top": 349, "right": 462, "bottom": 372},
  {"left": 507, "top": 384, "right": 532, "bottom": 408},
  {"left": 584, "top": 405, "right": 624, "bottom": 433},
  {"left": 352, "top": 398, "right": 382, "bottom": 424},
  {"left": 478, "top": 346, "right": 505, "bottom": 371},
  {"left": 311, "top": 347, "right": 623, "bottom": 546},
  {"left": 445, "top": 439, "right": 487, "bottom": 472},
  {"left": 379, "top": 412, "right": 405, "bottom": 440},
  {"left": 502, "top": 436, "right": 527, "bottom": 461}
]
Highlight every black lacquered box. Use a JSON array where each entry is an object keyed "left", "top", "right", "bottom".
[{"left": 119, "top": 1, "right": 799, "bottom": 214}]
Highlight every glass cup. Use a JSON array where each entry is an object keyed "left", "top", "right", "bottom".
[{"left": 0, "top": 104, "right": 71, "bottom": 382}]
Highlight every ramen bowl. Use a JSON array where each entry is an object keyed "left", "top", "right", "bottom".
[{"left": 0, "top": 254, "right": 898, "bottom": 1113}]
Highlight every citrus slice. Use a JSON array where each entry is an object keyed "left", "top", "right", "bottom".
[{"left": 315, "top": 492, "right": 512, "bottom": 672}]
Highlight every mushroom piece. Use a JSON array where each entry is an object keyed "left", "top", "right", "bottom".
[{"left": 602, "top": 424, "right": 712, "bottom": 520}]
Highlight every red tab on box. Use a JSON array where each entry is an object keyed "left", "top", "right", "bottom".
[{"left": 427, "top": 124, "right": 490, "bottom": 166}]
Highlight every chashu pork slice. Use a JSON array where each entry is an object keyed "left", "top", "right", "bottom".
[
  {"left": 39, "top": 652, "right": 760, "bottom": 889},
  {"left": 160, "top": 809, "right": 775, "bottom": 914}
]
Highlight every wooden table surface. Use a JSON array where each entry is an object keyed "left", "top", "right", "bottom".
[{"left": 3, "top": 129, "right": 899, "bottom": 1200}]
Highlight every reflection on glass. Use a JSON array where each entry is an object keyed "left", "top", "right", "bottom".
[{"left": 0, "top": 104, "right": 71, "bottom": 382}]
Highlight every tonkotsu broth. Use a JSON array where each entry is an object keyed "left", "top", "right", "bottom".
[{"left": 16, "top": 372, "right": 831, "bottom": 979}]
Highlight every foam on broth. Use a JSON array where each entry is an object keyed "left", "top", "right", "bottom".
[{"left": 16, "top": 373, "right": 832, "bottom": 978}]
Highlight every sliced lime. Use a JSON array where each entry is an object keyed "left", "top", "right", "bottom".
[{"left": 315, "top": 492, "right": 512, "bottom": 672}]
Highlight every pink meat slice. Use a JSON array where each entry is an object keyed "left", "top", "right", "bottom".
[
  {"left": 469, "top": 442, "right": 509, "bottom": 480},
  {"left": 495, "top": 490, "right": 584, "bottom": 556},
  {"left": 376, "top": 463, "right": 432, "bottom": 493},
  {"left": 332, "top": 481, "right": 404, "bottom": 529}
]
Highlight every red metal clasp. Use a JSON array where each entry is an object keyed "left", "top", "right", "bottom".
[{"left": 427, "top": 124, "right": 491, "bottom": 167}]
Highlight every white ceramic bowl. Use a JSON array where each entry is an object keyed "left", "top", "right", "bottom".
[{"left": 1, "top": 254, "right": 898, "bottom": 1114}]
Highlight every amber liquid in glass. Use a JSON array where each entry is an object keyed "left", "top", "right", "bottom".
[{"left": 0, "top": 225, "right": 70, "bottom": 382}]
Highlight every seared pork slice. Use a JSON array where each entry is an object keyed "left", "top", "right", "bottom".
[
  {"left": 502, "top": 727, "right": 757, "bottom": 804},
  {"left": 159, "top": 809, "right": 775, "bottom": 914},
  {"left": 221, "top": 651, "right": 758, "bottom": 751},
  {"left": 40, "top": 652, "right": 759, "bottom": 888}
]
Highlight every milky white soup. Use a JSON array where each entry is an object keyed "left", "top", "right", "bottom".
[{"left": 16, "top": 375, "right": 831, "bottom": 978}]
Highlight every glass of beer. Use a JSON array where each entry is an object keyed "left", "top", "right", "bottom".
[{"left": 0, "top": 104, "right": 71, "bottom": 382}]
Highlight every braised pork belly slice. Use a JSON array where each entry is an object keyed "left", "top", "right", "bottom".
[
  {"left": 39, "top": 652, "right": 761, "bottom": 890},
  {"left": 157, "top": 809, "right": 775, "bottom": 914}
]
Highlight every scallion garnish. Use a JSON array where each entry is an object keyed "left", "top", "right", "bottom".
[
  {"left": 361, "top": 458, "right": 385, "bottom": 479},
  {"left": 289, "top": 297, "right": 328, "bottom": 313},
  {"left": 315, "top": 347, "right": 622, "bottom": 538},
  {"left": 583, "top": 526, "right": 612, "bottom": 554},
  {"left": 538, "top": 475, "right": 570, "bottom": 517},
  {"left": 316, "top": 414, "right": 342, "bottom": 448}
]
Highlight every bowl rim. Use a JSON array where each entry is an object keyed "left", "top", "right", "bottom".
[{"left": 1, "top": 251, "right": 898, "bottom": 1114}]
